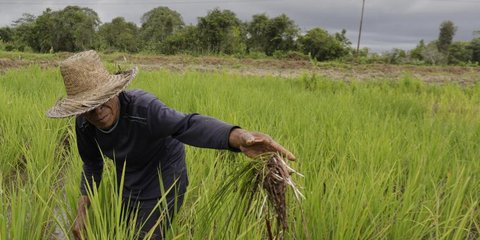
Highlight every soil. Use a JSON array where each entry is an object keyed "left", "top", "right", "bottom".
[{"left": 1, "top": 54, "right": 479, "bottom": 85}]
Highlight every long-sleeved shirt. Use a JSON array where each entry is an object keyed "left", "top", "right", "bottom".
[{"left": 75, "top": 89, "right": 239, "bottom": 201}]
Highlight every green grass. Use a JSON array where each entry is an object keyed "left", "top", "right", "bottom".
[{"left": 0, "top": 64, "right": 479, "bottom": 239}]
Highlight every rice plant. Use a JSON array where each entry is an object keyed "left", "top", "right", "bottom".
[{"left": 0, "top": 64, "right": 479, "bottom": 239}]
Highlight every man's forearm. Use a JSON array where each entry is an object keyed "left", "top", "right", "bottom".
[{"left": 173, "top": 114, "right": 239, "bottom": 149}]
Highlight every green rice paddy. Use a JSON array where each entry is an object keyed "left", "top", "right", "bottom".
[{"left": 0, "top": 63, "right": 479, "bottom": 239}]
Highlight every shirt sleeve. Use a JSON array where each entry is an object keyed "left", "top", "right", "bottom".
[
  {"left": 75, "top": 119, "right": 104, "bottom": 196},
  {"left": 147, "top": 98, "right": 240, "bottom": 151}
]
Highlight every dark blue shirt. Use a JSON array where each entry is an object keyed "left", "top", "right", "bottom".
[{"left": 76, "top": 89, "right": 238, "bottom": 200}]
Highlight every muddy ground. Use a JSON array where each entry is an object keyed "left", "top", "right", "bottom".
[{"left": 1, "top": 54, "right": 479, "bottom": 85}]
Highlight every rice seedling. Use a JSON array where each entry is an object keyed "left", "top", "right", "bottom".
[
  {"left": 205, "top": 152, "right": 304, "bottom": 239},
  {"left": 0, "top": 63, "right": 479, "bottom": 239}
]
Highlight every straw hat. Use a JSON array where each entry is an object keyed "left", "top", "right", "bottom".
[{"left": 46, "top": 50, "right": 138, "bottom": 118}]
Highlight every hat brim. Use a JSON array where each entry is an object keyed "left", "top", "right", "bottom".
[{"left": 46, "top": 67, "right": 138, "bottom": 118}]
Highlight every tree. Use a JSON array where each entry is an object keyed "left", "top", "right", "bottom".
[
  {"left": 140, "top": 7, "right": 184, "bottom": 52},
  {"left": 299, "top": 28, "right": 348, "bottom": 61},
  {"left": 383, "top": 48, "right": 407, "bottom": 64},
  {"left": 470, "top": 37, "right": 480, "bottom": 63},
  {"left": 246, "top": 14, "right": 270, "bottom": 53},
  {"left": 11, "top": 7, "right": 100, "bottom": 52},
  {"left": 421, "top": 41, "right": 447, "bottom": 65},
  {"left": 23, "top": 6, "right": 101, "bottom": 52},
  {"left": 410, "top": 39, "right": 426, "bottom": 61},
  {"left": 246, "top": 13, "right": 299, "bottom": 55},
  {"left": 264, "top": 14, "right": 299, "bottom": 55},
  {"left": 197, "top": 8, "right": 245, "bottom": 54},
  {"left": 11, "top": 13, "right": 37, "bottom": 51},
  {"left": 437, "top": 20, "right": 457, "bottom": 53},
  {"left": 161, "top": 25, "right": 201, "bottom": 54},
  {"left": 335, "top": 29, "right": 352, "bottom": 49},
  {"left": 0, "top": 27, "right": 14, "bottom": 43},
  {"left": 98, "top": 17, "right": 139, "bottom": 53},
  {"left": 32, "top": 8, "right": 56, "bottom": 52},
  {"left": 447, "top": 41, "right": 472, "bottom": 64}
]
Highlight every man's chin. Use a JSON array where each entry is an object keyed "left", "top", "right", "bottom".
[
  {"left": 97, "top": 117, "right": 113, "bottom": 129},
  {"left": 95, "top": 121, "right": 111, "bottom": 130}
]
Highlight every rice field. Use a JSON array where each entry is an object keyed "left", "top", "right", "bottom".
[{"left": 0, "top": 62, "right": 479, "bottom": 239}]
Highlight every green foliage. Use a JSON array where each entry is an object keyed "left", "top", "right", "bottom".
[
  {"left": 437, "top": 20, "right": 457, "bottom": 53},
  {"left": 335, "top": 29, "right": 352, "bottom": 47},
  {"left": 470, "top": 37, "right": 480, "bottom": 63},
  {"left": 11, "top": 6, "right": 101, "bottom": 52},
  {"left": 244, "top": 51, "right": 268, "bottom": 59},
  {"left": 31, "top": 8, "right": 56, "bottom": 52},
  {"left": 448, "top": 41, "right": 472, "bottom": 65},
  {"left": 421, "top": 42, "right": 447, "bottom": 65},
  {"left": 247, "top": 13, "right": 270, "bottom": 52},
  {"left": 245, "top": 13, "right": 300, "bottom": 56},
  {"left": 383, "top": 48, "right": 408, "bottom": 64},
  {"left": 267, "top": 14, "right": 299, "bottom": 55},
  {"left": 2, "top": 6, "right": 478, "bottom": 65},
  {"left": 3, "top": 42, "right": 17, "bottom": 52},
  {"left": 410, "top": 39, "right": 426, "bottom": 61},
  {"left": 98, "top": 17, "right": 139, "bottom": 53},
  {"left": 272, "top": 50, "right": 309, "bottom": 60},
  {"left": 51, "top": 6, "right": 100, "bottom": 52},
  {"left": 0, "top": 27, "right": 14, "bottom": 43},
  {"left": 301, "top": 73, "right": 319, "bottom": 90},
  {"left": 299, "top": 28, "right": 349, "bottom": 61},
  {"left": 140, "top": 7, "right": 184, "bottom": 52},
  {"left": 197, "top": 8, "right": 245, "bottom": 54},
  {"left": 11, "top": 13, "right": 36, "bottom": 52},
  {"left": 161, "top": 25, "right": 201, "bottom": 54},
  {"left": 335, "top": 29, "right": 353, "bottom": 58},
  {"left": 246, "top": 14, "right": 270, "bottom": 53}
]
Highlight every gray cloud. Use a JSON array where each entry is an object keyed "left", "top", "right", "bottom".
[{"left": 0, "top": 0, "right": 478, "bottom": 52}]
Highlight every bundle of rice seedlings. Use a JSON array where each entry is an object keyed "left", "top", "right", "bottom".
[
  {"left": 206, "top": 153, "right": 304, "bottom": 240},
  {"left": 262, "top": 153, "right": 304, "bottom": 238}
]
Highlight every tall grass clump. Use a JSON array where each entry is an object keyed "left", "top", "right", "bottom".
[
  {"left": 78, "top": 161, "right": 141, "bottom": 240},
  {"left": 0, "top": 66, "right": 72, "bottom": 239},
  {"left": 202, "top": 153, "right": 304, "bottom": 239}
]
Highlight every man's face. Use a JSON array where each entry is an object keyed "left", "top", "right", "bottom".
[{"left": 82, "top": 96, "right": 120, "bottom": 130}]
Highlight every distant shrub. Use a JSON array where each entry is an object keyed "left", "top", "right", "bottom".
[
  {"left": 5, "top": 44, "right": 15, "bottom": 51},
  {"left": 272, "top": 50, "right": 309, "bottom": 60},
  {"left": 245, "top": 51, "right": 268, "bottom": 59}
]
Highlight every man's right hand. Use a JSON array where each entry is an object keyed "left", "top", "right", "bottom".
[{"left": 72, "top": 195, "right": 90, "bottom": 240}]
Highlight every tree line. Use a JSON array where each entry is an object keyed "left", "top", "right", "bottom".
[
  {"left": 0, "top": 6, "right": 350, "bottom": 61},
  {"left": 380, "top": 21, "right": 480, "bottom": 65},
  {"left": 0, "top": 5, "right": 479, "bottom": 65}
]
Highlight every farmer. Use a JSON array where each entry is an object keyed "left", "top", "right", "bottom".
[{"left": 46, "top": 50, "right": 296, "bottom": 240}]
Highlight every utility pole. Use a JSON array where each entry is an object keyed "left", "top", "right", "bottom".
[{"left": 356, "top": 0, "right": 366, "bottom": 61}]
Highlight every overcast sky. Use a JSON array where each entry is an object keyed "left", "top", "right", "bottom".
[{"left": 0, "top": 0, "right": 478, "bottom": 52}]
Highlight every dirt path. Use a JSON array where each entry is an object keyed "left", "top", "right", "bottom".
[{"left": 1, "top": 54, "right": 479, "bottom": 85}]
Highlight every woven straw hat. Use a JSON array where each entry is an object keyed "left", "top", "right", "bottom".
[{"left": 46, "top": 50, "right": 137, "bottom": 118}]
